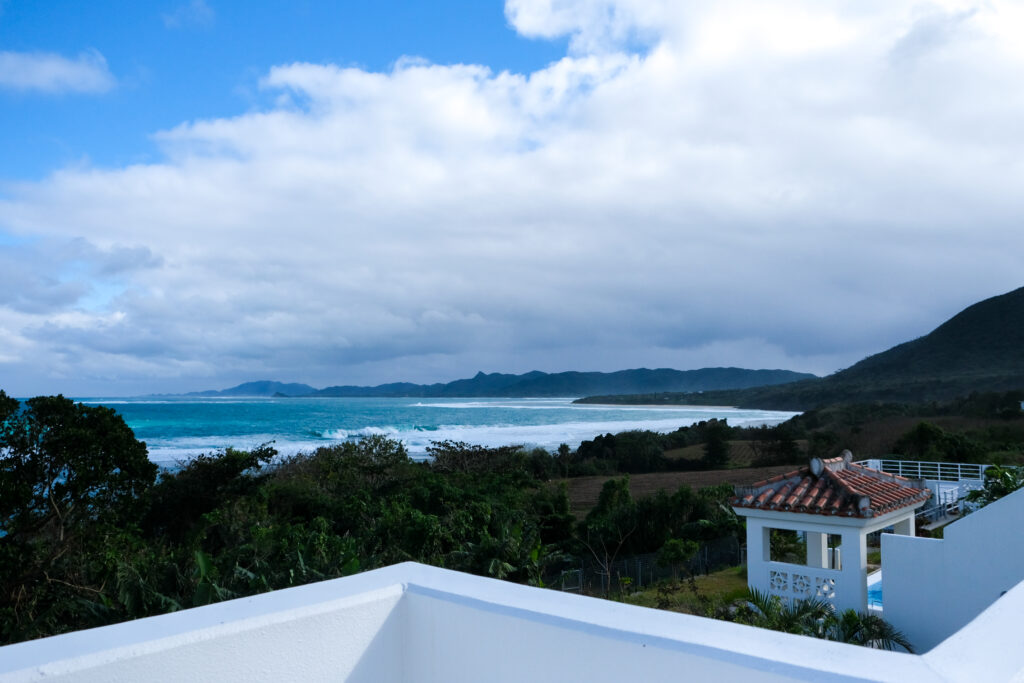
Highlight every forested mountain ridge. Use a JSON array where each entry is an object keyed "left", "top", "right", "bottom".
[
  {"left": 313, "top": 367, "right": 816, "bottom": 397},
  {"left": 175, "top": 368, "right": 816, "bottom": 398},
  {"left": 578, "top": 286, "right": 1024, "bottom": 410},
  {"left": 837, "top": 285, "right": 1024, "bottom": 383},
  {"left": 183, "top": 380, "right": 318, "bottom": 397}
]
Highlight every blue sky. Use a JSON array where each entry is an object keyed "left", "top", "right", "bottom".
[
  {"left": 0, "top": 1, "right": 566, "bottom": 179},
  {"left": 2, "top": 0, "right": 1024, "bottom": 396}
]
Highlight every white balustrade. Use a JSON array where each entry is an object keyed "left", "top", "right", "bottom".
[{"left": 855, "top": 459, "right": 988, "bottom": 484}]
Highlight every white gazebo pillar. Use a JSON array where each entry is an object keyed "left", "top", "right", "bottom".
[
  {"left": 892, "top": 515, "right": 914, "bottom": 537},
  {"left": 837, "top": 528, "right": 868, "bottom": 613},
  {"left": 806, "top": 532, "right": 829, "bottom": 569},
  {"left": 744, "top": 517, "right": 771, "bottom": 594}
]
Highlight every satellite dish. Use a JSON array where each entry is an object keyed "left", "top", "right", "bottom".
[{"left": 810, "top": 458, "right": 824, "bottom": 477}]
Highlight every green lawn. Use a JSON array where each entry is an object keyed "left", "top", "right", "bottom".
[{"left": 621, "top": 566, "right": 749, "bottom": 616}]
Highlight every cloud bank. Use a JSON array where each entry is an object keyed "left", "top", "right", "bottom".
[{"left": 2, "top": 0, "right": 1023, "bottom": 395}]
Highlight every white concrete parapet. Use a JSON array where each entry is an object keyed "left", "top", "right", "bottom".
[
  {"left": 4, "top": 561, "right": 1024, "bottom": 682},
  {"left": 883, "top": 485, "right": 1024, "bottom": 652}
]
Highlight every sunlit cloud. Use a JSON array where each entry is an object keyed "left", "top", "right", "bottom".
[{"left": 1, "top": 0, "right": 1023, "bottom": 395}]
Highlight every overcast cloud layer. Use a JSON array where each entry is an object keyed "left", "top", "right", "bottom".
[{"left": 2, "top": 0, "right": 1024, "bottom": 396}]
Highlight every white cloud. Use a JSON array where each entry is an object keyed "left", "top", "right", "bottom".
[
  {"left": 162, "top": 0, "right": 215, "bottom": 29},
  {"left": 2, "top": 0, "right": 1024, "bottom": 394},
  {"left": 0, "top": 49, "right": 116, "bottom": 94}
]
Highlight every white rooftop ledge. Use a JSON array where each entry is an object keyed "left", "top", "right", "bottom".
[{"left": 1, "top": 561, "right": 1022, "bottom": 682}]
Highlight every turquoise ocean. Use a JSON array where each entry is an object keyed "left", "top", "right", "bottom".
[{"left": 79, "top": 396, "right": 799, "bottom": 465}]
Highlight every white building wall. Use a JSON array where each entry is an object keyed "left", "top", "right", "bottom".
[
  {"left": 4, "top": 561, "right": 1024, "bottom": 682},
  {"left": 883, "top": 485, "right": 1024, "bottom": 652},
  {"left": 0, "top": 577, "right": 407, "bottom": 683}
]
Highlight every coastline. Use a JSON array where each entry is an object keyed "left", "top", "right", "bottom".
[{"left": 84, "top": 396, "right": 798, "bottom": 464}]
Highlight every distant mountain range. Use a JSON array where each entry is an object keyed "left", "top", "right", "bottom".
[
  {"left": 185, "top": 381, "right": 319, "bottom": 398},
  {"left": 181, "top": 367, "right": 817, "bottom": 399},
  {"left": 577, "top": 286, "right": 1024, "bottom": 410}
]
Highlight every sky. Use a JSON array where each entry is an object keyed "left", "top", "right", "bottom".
[{"left": 1, "top": 0, "right": 1023, "bottom": 397}]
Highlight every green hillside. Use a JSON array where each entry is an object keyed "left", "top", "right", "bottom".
[
  {"left": 577, "top": 286, "right": 1024, "bottom": 410},
  {"left": 838, "top": 286, "right": 1024, "bottom": 383}
]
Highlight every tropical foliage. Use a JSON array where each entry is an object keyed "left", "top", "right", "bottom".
[
  {"left": 966, "top": 465, "right": 1024, "bottom": 509},
  {"left": 0, "top": 391, "right": 744, "bottom": 645},
  {"left": 740, "top": 589, "right": 914, "bottom": 652}
]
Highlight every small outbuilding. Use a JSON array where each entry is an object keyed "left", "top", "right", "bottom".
[{"left": 731, "top": 451, "right": 931, "bottom": 613}]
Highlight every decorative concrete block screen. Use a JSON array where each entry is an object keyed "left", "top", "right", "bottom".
[{"left": 3, "top": 562, "right": 1024, "bottom": 682}]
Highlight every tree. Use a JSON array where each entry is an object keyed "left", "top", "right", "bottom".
[
  {"left": 750, "top": 425, "right": 802, "bottom": 467},
  {"left": 144, "top": 443, "right": 276, "bottom": 542},
  {"left": 556, "top": 443, "right": 572, "bottom": 478},
  {"left": 612, "top": 430, "right": 667, "bottom": 473},
  {"left": 0, "top": 393, "right": 157, "bottom": 643},
  {"left": 426, "top": 440, "right": 526, "bottom": 476},
  {"left": 0, "top": 394, "right": 157, "bottom": 541},
  {"left": 657, "top": 538, "right": 699, "bottom": 579},
  {"left": 702, "top": 419, "right": 732, "bottom": 469},
  {"left": 966, "top": 465, "right": 1024, "bottom": 509},
  {"left": 579, "top": 477, "right": 637, "bottom": 595}
]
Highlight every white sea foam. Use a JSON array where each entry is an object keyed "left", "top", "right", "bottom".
[
  {"left": 136, "top": 398, "right": 797, "bottom": 465},
  {"left": 392, "top": 413, "right": 794, "bottom": 458},
  {"left": 148, "top": 413, "right": 792, "bottom": 464}
]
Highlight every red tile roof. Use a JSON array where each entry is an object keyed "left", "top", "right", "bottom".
[{"left": 730, "top": 451, "right": 932, "bottom": 518}]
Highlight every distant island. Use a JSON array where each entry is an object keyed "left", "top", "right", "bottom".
[
  {"left": 576, "top": 285, "right": 1024, "bottom": 410},
  {"left": 177, "top": 367, "right": 817, "bottom": 399}
]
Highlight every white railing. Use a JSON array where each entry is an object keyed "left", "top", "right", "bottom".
[
  {"left": 856, "top": 459, "right": 988, "bottom": 483},
  {"left": 765, "top": 561, "right": 840, "bottom": 605}
]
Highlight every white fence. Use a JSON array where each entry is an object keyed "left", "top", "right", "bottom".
[
  {"left": 856, "top": 459, "right": 988, "bottom": 483},
  {"left": 857, "top": 459, "right": 991, "bottom": 524}
]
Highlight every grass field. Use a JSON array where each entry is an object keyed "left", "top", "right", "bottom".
[
  {"left": 620, "top": 565, "right": 749, "bottom": 615},
  {"left": 561, "top": 457, "right": 798, "bottom": 517},
  {"left": 663, "top": 440, "right": 761, "bottom": 466}
]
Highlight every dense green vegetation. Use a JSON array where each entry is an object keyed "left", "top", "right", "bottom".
[
  {"left": 789, "top": 394, "right": 1024, "bottom": 464},
  {"left": 577, "top": 286, "right": 1024, "bottom": 410},
  {"left": 7, "top": 387, "right": 1020, "bottom": 649},
  {"left": 567, "top": 393, "right": 1024, "bottom": 468},
  {"left": 0, "top": 391, "right": 747, "bottom": 646}
]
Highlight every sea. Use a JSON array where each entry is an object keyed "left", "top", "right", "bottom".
[{"left": 78, "top": 396, "right": 799, "bottom": 466}]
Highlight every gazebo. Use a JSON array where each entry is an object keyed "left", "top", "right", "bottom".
[{"left": 731, "top": 451, "right": 931, "bottom": 613}]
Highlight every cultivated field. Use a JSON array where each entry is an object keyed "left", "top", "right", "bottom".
[{"left": 561, "top": 461, "right": 798, "bottom": 518}]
